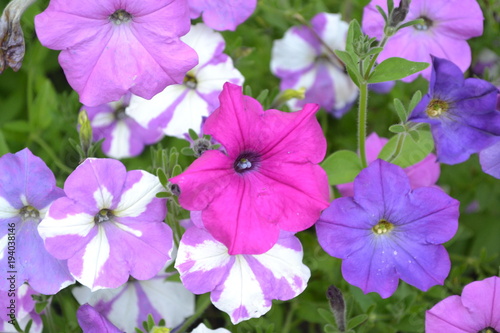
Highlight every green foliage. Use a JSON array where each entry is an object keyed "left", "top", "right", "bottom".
[
  {"left": 368, "top": 57, "right": 430, "bottom": 83},
  {"left": 321, "top": 150, "right": 363, "bottom": 185}
]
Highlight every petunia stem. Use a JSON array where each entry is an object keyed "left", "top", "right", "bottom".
[
  {"left": 358, "top": 83, "right": 369, "bottom": 168},
  {"left": 175, "top": 294, "right": 212, "bottom": 333}
]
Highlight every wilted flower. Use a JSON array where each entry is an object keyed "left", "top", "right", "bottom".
[
  {"left": 316, "top": 159, "right": 459, "bottom": 298},
  {"left": 271, "top": 13, "right": 358, "bottom": 118},
  {"left": 35, "top": 0, "right": 198, "bottom": 106},
  {"left": 170, "top": 83, "right": 329, "bottom": 254},
  {"left": 0, "top": 148, "right": 74, "bottom": 294},
  {"left": 362, "top": 0, "right": 484, "bottom": 81},
  {"left": 409, "top": 57, "right": 500, "bottom": 165},
  {"left": 38, "top": 158, "right": 172, "bottom": 291}
]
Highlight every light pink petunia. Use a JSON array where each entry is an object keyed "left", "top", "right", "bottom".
[
  {"left": 170, "top": 83, "right": 330, "bottom": 255},
  {"left": 362, "top": 0, "right": 484, "bottom": 81},
  {"left": 35, "top": 0, "right": 198, "bottom": 106},
  {"left": 188, "top": 0, "right": 256, "bottom": 31}
]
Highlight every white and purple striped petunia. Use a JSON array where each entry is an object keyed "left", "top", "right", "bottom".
[
  {"left": 38, "top": 158, "right": 172, "bottom": 291},
  {"left": 73, "top": 273, "right": 195, "bottom": 333},
  {"left": 0, "top": 148, "right": 74, "bottom": 294},
  {"left": 126, "top": 23, "right": 244, "bottom": 139},
  {"left": 271, "top": 13, "right": 358, "bottom": 118},
  {"left": 1, "top": 283, "right": 43, "bottom": 333},
  {"left": 83, "top": 93, "right": 164, "bottom": 159},
  {"left": 175, "top": 223, "right": 310, "bottom": 324}
]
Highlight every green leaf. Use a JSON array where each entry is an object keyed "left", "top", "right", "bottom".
[
  {"left": 408, "top": 90, "right": 423, "bottom": 113},
  {"left": 171, "top": 164, "right": 182, "bottom": 177},
  {"left": 156, "top": 168, "right": 168, "bottom": 186},
  {"left": 378, "top": 130, "right": 434, "bottom": 168},
  {"left": 321, "top": 150, "right": 363, "bottom": 185},
  {"left": 156, "top": 192, "right": 169, "bottom": 198},
  {"left": 147, "top": 314, "right": 155, "bottom": 330},
  {"left": 188, "top": 128, "right": 198, "bottom": 140},
  {"left": 408, "top": 129, "right": 420, "bottom": 143},
  {"left": 3, "top": 120, "right": 31, "bottom": 133},
  {"left": 317, "top": 308, "right": 336, "bottom": 325},
  {"left": 365, "top": 46, "right": 383, "bottom": 57},
  {"left": 368, "top": 57, "right": 429, "bottom": 83},
  {"left": 334, "top": 50, "right": 362, "bottom": 85},
  {"left": 30, "top": 78, "right": 58, "bottom": 130},
  {"left": 347, "top": 314, "right": 369, "bottom": 330},
  {"left": 397, "top": 18, "right": 425, "bottom": 31},
  {"left": 389, "top": 124, "right": 406, "bottom": 133},
  {"left": 180, "top": 147, "right": 195, "bottom": 156},
  {"left": 393, "top": 98, "right": 407, "bottom": 121},
  {"left": 345, "top": 19, "right": 362, "bottom": 54},
  {"left": 375, "top": 5, "right": 388, "bottom": 22},
  {"left": 256, "top": 89, "right": 269, "bottom": 104},
  {"left": 0, "top": 130, "right": 10, "bottom": 156},
  {"left": 35, "top": 301, "right": 49, "bottom": 314}
]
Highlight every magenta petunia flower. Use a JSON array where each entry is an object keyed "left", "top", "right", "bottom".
[
  {"left": 38, "top": 158, "right": 172, "bottom": 291},
  {"left": 0, "top": 148, "right": 74, "bottom": 294},
  {"left": 409, "top": 57, "right": 500, "bottom": 165},
  {"left": 362, "top": 0, "right": 484, "bottom": 81},
  {"left": 84, "top": 93, "right": 163, "bottom": 159},
  {"left": 188, "top": 0, "right": 256, "bottom": 31},
  {"left": 271, "top": 13, "right": 358, "bottom": 118},
  {"left": 170, "top": 83, "right": 330, "bottom": 255},
  {"left": 426, "top": 276, "right": 500, "bottom": 332},
  {"left": 316, "top": 159, "right": 459, "bottom": 298},
  {"left": 337, "top": 132, "right": 440, "bottom": 197},
  {"left": 35, "top": 0, "right": 198, "bottom": 106},
  {"left": 175, "top": 221, "right": 310, "bottom": 324},
  {"left": 1, "top": 284, "right": 43, "bottom": 333}
]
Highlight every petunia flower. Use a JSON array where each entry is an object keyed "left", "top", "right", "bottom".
[
  {"left": 479, "top": 92, "right": 500, "bottom": 178},
  {"left": 188, "top": 0, "right": 256, "bottom": 31},
  {"left": 271, "top": 13, "right": 358, "bottom": 118},
  {"left": 77, "top": 304, "right": 123, "bottom": 333},
  {"left": 126, "top": 23, "right": 244, "bottom": 139},
  {"left": 192, "top": 323, "right": 230, "bottom": 333},
  {"left": 0, "top": 283, "right": 43, "bottom": 333},
  {"left": 73, "top": 273, "right": 195, "bottom": 333},
  {"left": 84, "top": 94, "right": 163, "bottom": 159},
  {"left": 337, "top": 132, "right": 440, "bottom": 197},
  {"left": 316, "top": 159, "right": 459, "bottom": 298},
  {"left": 175, "top": 223, "right": 310, "bottom": 324},
  {"left": 426, "top": 276, "right": 500, "bottom": 332},
  {"left": 34, "top": 0, "right": 198, "bottom": 107},
  {"left": 362, "top": 0, "right": 484, "bottom": 81},
  {"left": 38, "top": 158, "right": 172, "bottom": 291},
  {"left": 170, "top": 83, "right": 330, "bottom": 255},
  {"left": 0, "top": 148, "right": 74, "bottom": 294},
  {"left": 408, "top": 56, "right": 500, "bottom": 165}
]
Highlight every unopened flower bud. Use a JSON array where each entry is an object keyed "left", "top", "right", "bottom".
[
  {"left": 389, "top": 0, "right": 411, "bottom": 27},
  {"left": 78, "top": 109, "right": 93, "bottom": 155},
  {"left": 326, "top": 285, "right": 346, "bottom": 332},
  {"left": 0, "top": 0, "right": 37, "bottom": 73},
  {"left": 191, "top": 138, "right": 212, "bottom": 158},
  {"left": 271, "top": 88, "right": 306, "bottom": 109}
]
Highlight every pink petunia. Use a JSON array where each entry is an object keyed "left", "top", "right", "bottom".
[
  {"left": 170, "top": 83, "right": 330, "bottom": 255},
  {"left": 35, "top": 0, "right": 198, "bottom": 106},
  {"left": 188, "top": 0, "right": 256, "bottom": 31}
]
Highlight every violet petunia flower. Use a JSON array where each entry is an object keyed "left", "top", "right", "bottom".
[
  {"left": 175, "top": 224, "right": 310, "bottom": 324},
  {"left": 362, "top": 0, "right": 484, "bottom": 81},
  {"left": 426, "top": 276, "right": 500, "bottom": 332},
  {"left": 170, "top": 83, "right": 330, "bottom": 255},
  {"left": 0, "top": 148, "right": 74, "bottom": 294},
  {"left": 188, "top": 0, "right": 256, "bottom": 31},
  {"left": 77, "top": 304, "right": 123, "bottom": 333},
  {"left": 84, "top": 94, "right": 163, "bottom": 159},
  {"left": 409, "top": 57, "right": 500, "bottom": 165},
  {"left": 126, "top": 23, "right": 244, "bottom": 139},
  {"left": 38, "top": 158, "right": 172, "bottom": 291},
  {"left": 73, "top": 273, "right": 195, "bottom": 332},
  {"left": 1, "top": 284, "right": 43, "bottom": 333},
  {"left": 337, "top": 132, "right": 440, "bottom": 197},
  {"left": 479, "top": 92, "right": 500, "bottom": 178},
  {"left": 34, "top": 0, "right": 198, "bottom": 107},
  {"left": 316, "top": 159, "right": 459, "bottom": 298},
  {"left": 271, "top": 13, "right": 358, "bottom": 118}
]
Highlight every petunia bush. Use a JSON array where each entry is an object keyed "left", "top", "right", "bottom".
[{"left": 0, "top": 0, "right": 499, "bottom": 332}]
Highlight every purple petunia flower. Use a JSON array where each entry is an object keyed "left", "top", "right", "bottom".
[
  {"left": 77, "top": 304, "right": 123, "bottom": 333},
  {"left": 316, "top": 159, "right": 459, "bottom": 298},
  {"left": 1, "top": 284, "right": 43, "bottom": 333},
  {"left": 175, "top": 221, "right": 310, "bottom": 324},
  {"left": 426, "top": 276, "right": 500, "bottom": 332},
  {"left": 38, "top": 158, "right": 172, "bottom": 291},
  {"left": 409, "top": 57, "right": 500, "bottom": 165},
  {"left": 337, "top": 132, "right": 440, "bottom": 197},
  {"left": 479, "top": 92, "right": 500, "bottom": 178},
  {"left": 126, "top": 23, "right": 244, "bottom": 139},
  {"left": 362, "top": 0, "right": 484, "bottom": 81},
  {"left": 271, "top": 13, "right": 358, "bottom": 118},
  {"left": 73, "top": 272, "right": 195, "bottom": 332},
  {"left": 188, "top": 0, "right": 256, "bottom": 31},
  {"left": 84, "top": 94, "right": 163, "bottom": 159},
  {"left": 34, "top": 0, "right": 198, "bottom": 107},
  {"left": 0, "top": 148, "right": 74, "bottom": 294},
  {"left": 170, "top": 83, "right": 330, "bottom": 255}
]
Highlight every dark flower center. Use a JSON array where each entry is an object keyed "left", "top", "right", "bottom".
[
  {"left": 110, "top": 9, "right": 132, "bottom": 25},
  {"left": 478, "top": 328, "right": 499, "bottom": 333},
  {"left": 20, "top": 205, "right": 39, "bottom": 220},
  {"left": 234, "top": 152, "right": 260, "bottom": 173},
  {"left": 113, "top": 103, "right": 128, "bottom": 121},
  {"left": 426, "top": 99, "right": 449, "bottom": 118},
  {"left": 94, "top": 209, "right": 113, "bottom": 223},
  {"left": 414, "top": 16, "right": 433, "bottom": 31},
  {"left": 168, "top": 183, "right": 181, "bottom": 196},
  {"left": 372, "top": 219, "right": 394, "bottom": 235},
  {"left": 183, "top": 72, "right": 197, "bottom": 89}
]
